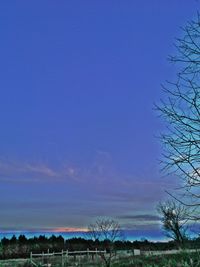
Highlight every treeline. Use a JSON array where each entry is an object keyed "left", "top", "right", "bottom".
[{"left": 1, "top": 235, "right": 200, "bottom": 259}]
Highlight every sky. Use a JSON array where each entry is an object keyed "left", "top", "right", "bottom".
[{"left": 0, "top": 1, "right": 199, "bottom": 239}]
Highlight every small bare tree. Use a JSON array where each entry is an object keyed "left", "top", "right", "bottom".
[
  {"left": 157, "top": 14, "right": 200, "bottom": 212},
  {"left": 157, "top": 200, "right": 188, "bottom": 247},
  {"left": 88, "top": 218, "right": 122, "bottom": 267}
]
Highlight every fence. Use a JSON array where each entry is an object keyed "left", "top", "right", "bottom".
[
  {"left": 30, "top": 249, "right": 106, "bottom": 267},
  {"left": 30, "top": 248, "right": 200, "bottom": 266}
]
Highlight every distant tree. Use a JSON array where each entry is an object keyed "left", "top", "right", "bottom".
[
  {"left": 38, "top": 235, "right": 47, "bottom": 243},
  {"left": 157, "top": 200, "right": 188, "bottom": 247},
  {"left": 1, "top": 237, "right": 9, "bottom": 246},
  {"left": 10, "top": 235, "right": 17, "bottom": 244},
  {"left": 156, "top": 13, "right": 200, "bottom": 213},
  {"left": 18, "top": 235, "right": 27, "bottom": 244},
  {"left": 88, "top": 218, "right": 122, "bottom": 267},
  {"left": 49, "top": 235, "right": 64, "bottom": 251}
]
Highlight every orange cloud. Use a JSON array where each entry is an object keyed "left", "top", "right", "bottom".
[{"left": 52, "top": 227, "right": 88, "bottom": 232}]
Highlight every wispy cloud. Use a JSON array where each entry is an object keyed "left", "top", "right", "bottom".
[
  {"left": 0, "top": 160, "right": 87, "bottom": 183},
  {"left": 0, "top": 151, "right": 178, "bottom": 232},
  {"left": 52, "top": 227, "right": 88, "bottom": 233},
  {"left": 0, "top": 153, "right": 177, "bottom": 217},
  {"left": 0, "top": 226, "right": 88, "bottom": 233},
  {"left": 24, "top": 163, "right": 57, "bottom": 177},
  {"left": 118, "top": 214, "right": 160, "bottom": 221},
  {"left": 116, "top": 213, "right": 161, "bottom": 230},
  {"left": 0, "top": 150, "right": 115, "bottom": 184},
  {"left": 0, "top": 160, "right": 59, "bottom": 182}
]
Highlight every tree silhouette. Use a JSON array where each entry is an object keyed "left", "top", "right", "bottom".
[
  {"left": 157, "top": 200, "right": 188, "bottom": 247},
  {"left": 157, "top": 13, "right": 200, "bottom": 214},
  {"left": 88, "top": 218, "right": 122, "bottom": 267}
]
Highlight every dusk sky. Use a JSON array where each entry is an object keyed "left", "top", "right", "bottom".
[{"left": 0, "top": 1, "right": 199, "bottom": 237}]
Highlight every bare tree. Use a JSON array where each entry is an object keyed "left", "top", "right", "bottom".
[
  {"left": 88, "top": 218, "right": 122, "bottom": 267},
  {"left": 157, "top": 200, "right": 188, "bottom": 247},
  {"left": 157, "top": 14, "right": 200, "bottom": 212}
]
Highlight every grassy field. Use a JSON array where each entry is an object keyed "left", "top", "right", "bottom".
[
  {"left": 0, "top": 258, "right": 28, "bottom": 267},
  {"left": 113, "top": 252, "right": 200, "bottom": 266},
  {"left": 0, "top": 251, "right": 200, "bottom": 267}
]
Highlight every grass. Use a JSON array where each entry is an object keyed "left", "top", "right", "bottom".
[
  {"left": 0, "top": 251, "right": 200, "bottom": 266},
  {"left": 112, "top": 251, "right": 200, "bottom": 267},
  {"left": 0, "top": 258, "right": 29, "bottom": 267}
]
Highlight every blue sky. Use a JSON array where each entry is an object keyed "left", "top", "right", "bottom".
[{"left": 0, "top": 1, "right": 199, "bottom": 238}]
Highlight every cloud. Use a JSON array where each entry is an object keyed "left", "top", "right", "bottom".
[
  {"left": 51, "top": 227, "right": 88, "bottom": 233},
  {"left": 0, "top": 159, "right": 90, "bottom": 183},
  {"left": 0, "top": 160, "right": 60, "bottom": 182},
  {"left": 0, "top": 150, "right": 177, "bottom": 192},
  {"left": 116, "top": 214, "right": 161, "bottom": 230},
  {"left": 0, "top": 226, "right": 88, "bottom": 233},
  {"left": 0, "top": 152, "right": 175, "bottom": 232},
  {"left": 118, "top": 214, "right": 160, "bottom": 221},
  {"left": 0, "top": 153, "right": 175, "bottom": 223},
  {"left": 24, "top": 163, "right": 57, "bottom": 177},
  {"left": 122, "top": 223, "right": 161, "bottom": 232}
]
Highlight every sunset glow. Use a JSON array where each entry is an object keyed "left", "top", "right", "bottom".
[{"left": 52, "top": 227, "right": 88, "bottom": 233}]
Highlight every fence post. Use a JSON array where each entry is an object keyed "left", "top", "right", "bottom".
[
  {"left": 47, "top": 249, "right": 49, "bottom": 264},
  {"left": 95, "top": 248, "right": 98, "bottom": 261},
  {"left": 79, "top": 251, "right": 81, "bottom": 265},
  {"left": 66, "top": 250, "right": 68, "bottom": 263},
  {"left": 61, "top": 249, "right": 64, "bottom": 267}
]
